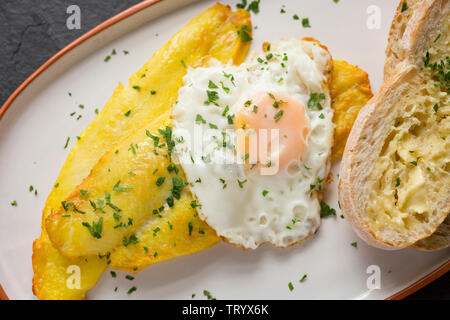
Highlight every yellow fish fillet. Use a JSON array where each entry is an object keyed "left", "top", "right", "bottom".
[
  {"left": 330, "top": 60, "right": 373, "bottom": 160},
  {"left": 33, "top": 4, "right": 251, "bottom": 299},
  {"left": 46, "top": 115, "right": 183, "bottom": 256},
  {"left": 110, "top": 186, "right": 218, "bottom": 273}
]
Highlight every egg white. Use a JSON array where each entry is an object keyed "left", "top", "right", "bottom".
[{"left": 172, "top": 38, "right": 334, "bottom": 249}]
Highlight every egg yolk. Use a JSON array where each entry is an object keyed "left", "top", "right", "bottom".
[{"left": 236, "top": 92, "right": 309, "bottom": 174}]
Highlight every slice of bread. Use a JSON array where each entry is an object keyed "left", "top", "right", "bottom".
[
  {"left": 339, "top": 0, "right": 449, "bottom": 249},
  {"left": 385, "top": 0, "right": 450, "bottom": 251}
]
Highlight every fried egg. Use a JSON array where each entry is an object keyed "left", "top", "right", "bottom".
[{"left": 172, "top": 38, "right": 334, "bottom": 249}]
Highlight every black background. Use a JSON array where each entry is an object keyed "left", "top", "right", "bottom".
[{"left": 0, "top": 0, "right": 448, "bottom": 300}]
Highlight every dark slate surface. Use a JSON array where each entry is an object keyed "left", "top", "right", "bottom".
[
  {"left": 0, "top": 0, "right": 448, "bottom": 300},
  {"left": 0, "top": 0, "right": 141, "bottom": 104}
]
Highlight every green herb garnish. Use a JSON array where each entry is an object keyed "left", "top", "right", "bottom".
[
  {"left": 113, "top": 180, "right": 133, "bottom": 192},
  {"left": 82, "top": 217, "right": 103, "bottom": 239},
  {"left": 203, "top": 290, "right": 216, "bottom": 300},
  {"left": 401, "top": 2, "right": 408, "bottom": 12},
  {"left": 237, "top": 25, "right": 252, "bottom": 42},
  {"left": 320, "top": 201, "right": 336, "bottom": 218},
  {"left": 302, "top": 18, "right": 311, "bottom": 28}
]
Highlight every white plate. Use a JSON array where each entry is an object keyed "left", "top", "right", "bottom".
[{"left": 0, "top": 0, "right": 448, "bottom": 300}]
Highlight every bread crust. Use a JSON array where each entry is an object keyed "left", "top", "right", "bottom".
[
  {"left": 338, "top": 66, "right": 417, "bottom": 250},
  {"left": 385, "top": 0, "right": 448, "bottom": 79},
  {"left": 339, "top": 0, "right": 450, "bottom": 249},
  {"left": 384, "top": 0, "right": 423, "bottom": 80},
  {"left": 413, "top": 216, "right": 450, "bottom": 250}
]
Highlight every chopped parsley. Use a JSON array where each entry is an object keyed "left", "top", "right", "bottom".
[
  {"left": 125, "top": 275, "right": 134, "bottom": 281},
  {"left": 113, "top": 180, "right": 133, "bottom": 192},
  {"left": 128, "top": 143, "right": 137, "bottom": 155},
  {"left": 64, "top": 137, "right": 70, "bottom": 149},
  {"left": 410, "top": 159, "right": 418, "bottom": 166},
  {"left": 195, "top": 114, "right": 207, "bottom": 124},
  {"left": 434, "top": 33, "right": 441, "bottom": 43},
  {"left": 166, "top": 196, "right": 174, "bottom": 208},
  {"left": 127, "top": 286, "right": 137, "bottom": 295},
  {"left": 299, "top": 274, "right": 307, "bottom": 283},
  {"left": 236, "top": 0, "right": 247, "bottom": 9},
  {"left": 171, "top": 177, "right": 187, "bottom": 200},
  {"left": 203, "top": 290, "right": 216, "bottom": 300},
  {"left": 223, "top": 72, "right": 236, "bottom": 86},
  {"left": 204, "top": 90, "right": 220, "bottom": 106},
  {"left": 401, "top": 2, "right": 408, "bottom": 12},
  {"left": 158, "top": 126, "right": 175, "bottom": 158},
  {"left": 307, "top": 93, "right": 326, "bottom": 110},
  {"left": 237, "top": 25, "right": 252, "bottom": 42},
  {"left": 208, "top": 80, "right": 218, "bottom": 89},
  {"left": 268, "top": 93, "right": 287, "bottom": 108},
  {"left": 10, "top": 200, "right": 17, "bottom": 207},
  {"left": 320, "top": 201, "right": 336, "bottom": 218},
  {"left": 247, "top": 0, "right": 260, "bottom": 14},
  {"left": 237, "top": 179, "right": 248, "bottom": 188},
  {"left": 220, "top": 81, "right": 230, "bottom": 93},
  {"left": 288, "top": 282, "right": 294, "bottom": 291},
  {"left": 146, "top": 130, "right": 160, "bottom": 146},
  {"left": 156, "top": 177, "right": 166, "bottom": 186},
  {"left": 124, "top": 110, "right": 131, "bottom": 117},
  {"left": 61, "top": 201, "right": 73, "bottom": 212},
  {"left": 190, "top": 200, "right": 202, "bottom": 208},
  {"left": 310, "top": 177, "right": 324, "bottom": 191},
  {"left": 274, "top": 109, "right": 284, "bottom": 122},
  {"left": 122, "top": 235, "right": 138, "bottom": 247},
  {"left": 351, "top": 242, "right": 358, "bottom": 248},
  {"left": 395, "top": 177, "right": 400, "bottom": 187},
  {"left": 302, "top": 18, "right": 311, "bottom": 28},
  {"left": 82, "top": 217, "right": 103, "bottom": 239},
  {"left": 262, "top": 190, "right": 269, "bottom": 197},
  {"left": 423, "top": 52, "right": 450, "bottom": 92},
  {"left": 80, "top": 190, "right": 90, "bottom": 197},
  {"left": 188, "top": 221, "right": 193, "bottom": 236},
  {"left": 222, "top": 105, "right": 230, "bottom": 117}
]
